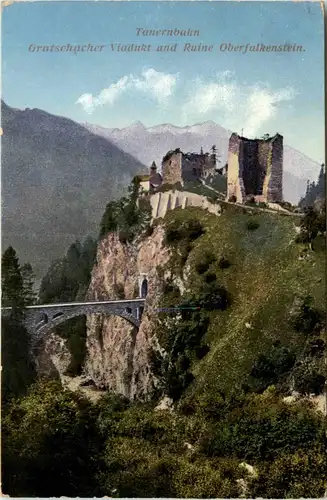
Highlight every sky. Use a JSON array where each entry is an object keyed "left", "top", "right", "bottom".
[{"left": 1, "top": 1, "right": 325, "bottom": 162}]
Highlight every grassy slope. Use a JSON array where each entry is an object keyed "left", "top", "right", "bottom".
[{"left": 162, "top": 205, "right": 325, "bottom": 399}]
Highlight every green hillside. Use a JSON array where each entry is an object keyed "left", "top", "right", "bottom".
[{"left": 154, "top": 203, "right": 325, "bottom": 404}]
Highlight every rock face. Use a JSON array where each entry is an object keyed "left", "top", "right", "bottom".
[
  {"left": 84, "top": 225, "right": 170, "bottom": 399},
  {"left": 34, "top": 332, "right": 71, "bottom": 380}
]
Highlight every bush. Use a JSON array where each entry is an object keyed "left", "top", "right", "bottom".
[
  {"left": 290, "top": 296, "right": 323, "bottom": 334},
  {"left": 2, "top": 380, "right": 103, "bottom": 497},
  {"left": 144, "top": 225, "right": 154, "bottom": 238},
  {"left": 292, "top": 360, "right": 326, "bottom": 395},
  {"left": 249, "top": 448, "right": 327, "bottom": 498},
  {"left": 195, "top": 252, "right": 216, "bottom": 274},
  {"left": 164, "top": 218, "right": 204, "bottom": 250},
  {"left": 184, "top": 220, "right": 205, "bottom": 241},
  {"left": 113, "top": 283, "right": 125, "bottom": 300},
  {"left": 165, "top": 224, "right": 184, "bottom": 245},
  {"left": 197, "top": 281, "right": 231, "bottom": 311},
  {"left": 218, "top": 257, "right": 231, "bottom": 269},
  {"left": 249, "top": 342, "right": 296, "bottom": 392},
  {"left": 195, "top": 344, "right": 210, "bottom": 359},
  {"left": 204, "top": 272, "right": 217, "bottom": 283},
  {"left": 200, "top": 394, "right": 326, "bottom": 462},
  {"left": 246, "top": 220, "right": 260, "bottom": 231},
  {"left": 172, "top": 457, "right": 241, "bottom": 498},
  {"left": 305, "top": 338, "right": 325, "bottom": 358}
]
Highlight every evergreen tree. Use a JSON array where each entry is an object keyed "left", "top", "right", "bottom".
[
  {"left": 21, "top": 263, "right": 37, "bottom": 306},
  {"left": 300, "top": 164, "right": 325, "bottom": 207},
  {"left": 316, "top": 163, "right": 325, "bottom": 199},
  {"left": 1, "top": 246, "right": 24, "bottom": 310}
]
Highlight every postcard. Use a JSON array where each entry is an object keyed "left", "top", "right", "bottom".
[{"left": 1, "top": 1, "right": 326, "bottom": 498}]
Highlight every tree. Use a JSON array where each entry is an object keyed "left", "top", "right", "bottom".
[
  {"left": 2, "top": 380, "right": 104, "bottom": 497},
  {"left": 1, "top": 246, "right": 24, "bottom": 310},
  {"left": 21, "top": 263, "right": 37, "bottom": 305},
  {"left": 1, "top": 315, "right": 36, "bottom": 404},
  {"left": 299, "top": 164, "right": 325, "bottom": 208},
  {"left": 249, "top": 448, "right": 327, "bottom": 498}
]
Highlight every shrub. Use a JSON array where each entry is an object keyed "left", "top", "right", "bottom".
[
  {"left": 172, "top": 457, "right": 241, "bottom": 498},
  {"left": 249, "top": 448, "right": 327, "bottom": 498},
  {"left": 249, "top": 343, "right": 296, "bottom": 392},
  {"left": 164, "top": 224, "right": 184, "bottom": 245},
  {"left": 2, "top": 380, "right": 103, "bottom": 497},
  {"left": 144, "top": 225, "right": 154, "bottom": 238},
  {"left": 305, "top": 338, "right": 325, "bottom": 358},
  {"left": 246, "top": 220, "right": 260, "bottom": 231},
  {"left": 290, "top": 296, "right": 323, "bottom": 334},
  {"left": 195, "top": 252, "right": 216, "bottom": 274},
  {"left": 198, "top": 281, "right": 231, "bottom": 311},
  {"left": 184, "top": 219, "right": 205, "bottom": 241},
  {"left": 218, "top": 256, "right": 231, "bottom": 269},
  {"left": 204, "top": 272, "right": 217, "bottom": 283},
  {"left": 195, "top": 344, "right": 210, "bottom": 359},
  {"left": 200, "top": 394, "right": 326, "bottom": 462},
  {"left": 292, "top": 360, "right": 326, "bottom": 395},
  {"left": 113, "top": 283, "right": 125, "bottom": 300}
]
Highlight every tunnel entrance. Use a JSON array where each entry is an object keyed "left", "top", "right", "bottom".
[{"left": 140, "top": 278, "right": 148, "bottom": 298}]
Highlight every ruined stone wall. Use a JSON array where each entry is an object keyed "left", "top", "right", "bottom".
[
  {"left": 241, "top": 140, "right": 259, "bottom": 197},
  {"left": 181, "top": 153, "right": 215, "bottom": 182},
  {"left": 227, "top": 133, "right": 283, "bottom": 203},
  {"left": 227, "top": 134, "right": 245, "bottom": 202},
  {"left": 162, "top": 152, "right": 183, "bottom": 185},
  {"left": 268, "top": 135, "right": 283, "bottom": 202},
  {"left": 150, "top": 190, "right": 221, "bottom": 219}
]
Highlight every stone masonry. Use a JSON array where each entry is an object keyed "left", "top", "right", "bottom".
[
  {"left": 227, "top": 133, "right": 283, "bottom": 203},
  {"left": 162, "top": 148, "right": 216, "bottom": 186}
]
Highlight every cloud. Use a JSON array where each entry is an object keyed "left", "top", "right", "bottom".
[
  {"left": 182, "top": 72, "right": 296, "bottom": 137},
  {"left": 243, "top": 86, "right": 296, "bottom": 136},
  {"left": 182, "top": 72, "right": 236, "bottom": 117},
  {"left": 76, "top": 69, "right": 178, "bottom": 114},
  {"left": 132, "top": 68, "right": 178, "bottom": 102}
]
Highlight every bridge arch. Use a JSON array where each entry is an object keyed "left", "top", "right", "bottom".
[{"left": 25, "top": 304, "right": 141, "bottom": 346}]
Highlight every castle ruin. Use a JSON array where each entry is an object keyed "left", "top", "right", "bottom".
[
  {"left": 162, "top": 147, "right": 217, "bottom": 185},
  {"left": 227, "top": 133, "right": 283, "bottom": 203}
]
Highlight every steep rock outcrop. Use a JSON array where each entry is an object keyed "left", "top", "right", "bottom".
[
  {"left": 34, "top": 332, "right": 71, "bottom": 380},
  {"left": 84, "top": 225, "right": 170, "bottom": 399}
]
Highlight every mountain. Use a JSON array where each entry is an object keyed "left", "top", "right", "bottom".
[
  {"left": 83, "top": 121, "right": 322, "bottom": 204},
  {"left": 1, "top": 101, "right": 146, "bottom": 278}
]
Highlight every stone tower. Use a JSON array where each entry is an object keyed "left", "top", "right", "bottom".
[{"left": 227, "top": 133, "right": 283, "bottom": 203}]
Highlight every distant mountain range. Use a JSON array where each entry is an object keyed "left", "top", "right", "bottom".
[
  {"left": 84, "top": 120, "right": 322, "bottom": 205},
  {"left": 1, "top": 101, "right": 145, "bottom": 279},
  {"left": 1, "top": 100, "right": 322, "bottom": 278}
]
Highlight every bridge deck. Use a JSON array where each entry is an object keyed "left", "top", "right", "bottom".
[{"left": 2, "top": 298, "right": 145, "bottom": 311}]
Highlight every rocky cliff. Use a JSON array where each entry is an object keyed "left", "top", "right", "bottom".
[{"left": 84, "top": 225, "right": 170, "bottom": 399}]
